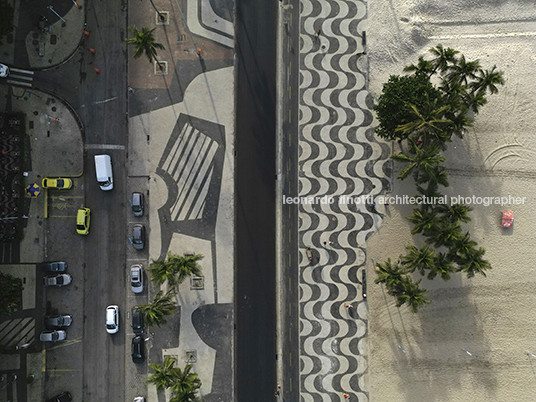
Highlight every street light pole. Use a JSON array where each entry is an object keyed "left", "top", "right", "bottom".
[
  {"left": 46, "top": 5, "right": 67, "bottom": 24},
  {"left": 148, "top": 0, "right": 166, "bottom": 21}
]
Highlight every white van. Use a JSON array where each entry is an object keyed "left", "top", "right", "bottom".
[{"left": 94, "top": 154, "right": 113, "bottom": 191}]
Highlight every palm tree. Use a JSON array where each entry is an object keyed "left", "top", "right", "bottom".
[
  {"left": 428, "top": 252, "right": 457, "bottom": 281},
  {"left": 429, "top": 221, "right": 462, "bottom": 248},
  {"left": 148, "top": 253, "right": 203, "bottom": 289},
  {"left": 394, "top": 102, "right": 452, "bottom": 143},
  {"left": 170, "top": 389, "right": 199, "bottom": 402},
  {"left": 447, "top": 54, "right": 481, "bottom": 85},
  {"left": 148, "top": 258, "right": 179, "bottom": 287},
  {"left": 436, "top": 202, "right": 472, "bottom": 223},
  {"left": 470, "top": 65, "right": 505, "bottom": 95},
  {"left": 136, "top": 290, "right": 176, "bottom": 327},
  {"left": 167, "top": 253, "right": 203, "bottom": 285},
  {"left": 406, "top": 207, "right": 440, "bottom": 236},
  {"left": 169, "top": 364, "right": 202, "bottom": 401},
  {"left": 451, "top": 232, "right": 477, "bottom": 262},
  {"left": 148, "top": 356, "right": 179, "bottom": 393},
  {"left": 403, "top": 56, "right": 433, "bottom": 77},
  {"left": 394, "top": 277, "right": 431, "bottom": 313},
  {"left": 374, "top": 258, "right": 405, "bottom": 294},
  {"left": 390, "top": 139, "right": 446, "bottom": 181},
  {"left": 457, "top": 246, "right": 491, "bottom": 278},
  {"left": 126, "top": 26, "right": 165, "bottom": 64},
  {"left": 429, "top": 44, "right": 459, "bottom": 74},
  {"left": 463, "top": 89, "right": 488, "bottom": 114},
  {"left": 401, "top": 244, "right": 436, "bottom": 276}
]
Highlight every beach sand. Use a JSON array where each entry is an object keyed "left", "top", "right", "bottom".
[{"left": 367, "top": 1, "right": 536, "bottom": 401}]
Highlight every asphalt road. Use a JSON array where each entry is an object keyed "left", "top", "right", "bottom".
[
  {"left": 279, "top": 1, "right": 301, "bottom": 399},
  {"left": 235, "top": 0, "right": 278, "bottom": 399},
  {"left": 34, "top": 0, "right": 128, "bottom": 400}
]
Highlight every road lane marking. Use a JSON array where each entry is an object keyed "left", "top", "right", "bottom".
[
  {"left": 85, "top": 144, "right": 126, "bottom": 150},
  {"left": 42, "top": 350, "right": 46, "bottom": 372},
  {"left": 92, "top": 96, "right": 118, "bottom": 105},
  {"left": 48, "top": 337, "right": 82, "bottom": 350}
]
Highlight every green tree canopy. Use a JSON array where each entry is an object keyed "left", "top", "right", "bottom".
[
  {"left": 126, "top": 26, "right": 165, "bottom": 64},
  {"left": 373, "top": 74, "right": 444, "bottom": 141},
  {"left": 0, "top": 272, "right": 23, "bottom": 316},
  {"left": 0, "top": 0, "right": 14, "bottom": 46},
  {"left": 148, "top": 252, "right": 203, "bottom": 289},
  {"left": 136, "top": 290, "right": 176, "bottom": 327},
  {"left": 149, "top": 356, "right": 180, "bottom": 393},
  {"left": 148, "top": 358, "right": 202, "bottom": 402}
]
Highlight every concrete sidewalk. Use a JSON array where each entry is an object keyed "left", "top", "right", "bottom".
[
  {"left": 127, "top": 0, "right": 236, "bottom": 400},
  {"left": 0, "top": 0, "right": 86, "bottom": 69}
]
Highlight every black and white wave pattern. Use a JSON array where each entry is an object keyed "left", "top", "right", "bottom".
[{"left": 298, "top": 0, "right": 391, "bottom": 400}]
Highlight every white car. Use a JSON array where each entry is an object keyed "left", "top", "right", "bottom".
[
  {"left": 106, "top": 305, "right": 119, "bottom": 334},
  {"left": 44, "top": 274, "right": 72, "bottom": 287},
  {"left": 130, "top": 265, "right": 144, "bottom": 294},
  {"left": 40, "top": 330, "right": 66, "bottom": 342},
  {"left": 134, "top": 397, "right": 145, "bottom": 402},
  {"left": 0, "top": 64, "right": 9, "bottom": 78}
]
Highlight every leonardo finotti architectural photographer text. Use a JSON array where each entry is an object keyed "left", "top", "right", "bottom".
[{"left": 282, "top": 194, "right": 527, "bottom": 206}]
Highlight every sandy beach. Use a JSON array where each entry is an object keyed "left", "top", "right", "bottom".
[{"left": 366, "top": 1, "right": 536, "bottom": 401}]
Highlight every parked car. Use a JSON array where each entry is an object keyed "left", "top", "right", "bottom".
[
  {"left": 40, "top": 330, "right": 66, "bottom": 342},
  {"left": 130, "top": 265, "right": 144, "bottom": 293},
  {"left": 131, "top": 307, "right": 144, "bottom": 336},
  {"left": 45, "top": 315, "right": 72, "bottom": 328},
  {"left": 131, "top": 336, "right": 145, "bottom": 363},
  {"left": 41, "top": 177, "right": 73, "bottom": 189},
  {"left": 132, "top": 192, "right": 144, "bottom": 217},
  {"left": 133, "top": 397, "right": 145, "bottom": 402},
  {"left": 44, "top": 274, "right": 72, "bottom": 287},
  {"left": 76, "top": 207, "right": 91, "bottom": 235},
  {"left": 0, "top": 64, "right": 9, "bottom": 78},
  {"left": 132, "top": 224, "right": 145, "bottom": 250},
  {"left": 46, "top": 392, "right": 72, "bottom": 402},
  {"left": 40, "top": 261, "right": 67, "bottom": 272},
  {"left": 106, "top": 305, "right": 119, "bottom": 334}
]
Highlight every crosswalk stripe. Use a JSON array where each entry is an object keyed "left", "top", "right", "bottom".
[
  {"left": 6, "top": 80, "right": 32, "bottom": 87},
  {"left": 9, "top": 74, "right": 33, "bottom": 81},
  {"left": 9, "top": 67, "right": 34, "bottom": 75}
]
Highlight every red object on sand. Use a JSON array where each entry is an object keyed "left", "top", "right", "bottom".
[{"left": 501, "top": 210, "right": 513, "bottom": 228}]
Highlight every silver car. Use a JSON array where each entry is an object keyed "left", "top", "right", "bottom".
[
  {"left": 45, "top": 315, "right": 73, "bottom": 328},
  {"left": 40, "top": 330, "right": 66, "bottom": 342},
  {"left": 132, "top": 192, "right": 144, "bottom": 217},
  {"left": 130, "top": 265, "right": 144, "bottom": 293},
  {"left": 132, "top": 224, "right": 145, "bottom": 250},
  {"left": 44, "top": 274, "right": 72, "bottom": 287},
  {"left": 40, "top": 261, "right": 68, "bottom": 272}
]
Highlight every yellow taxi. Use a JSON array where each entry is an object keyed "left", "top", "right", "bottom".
[
  {"left": 42, "top": 177, "right": 73, "bottom": 189},
  {"left": 76, "top": 208, "right": 91, "bottom": 235}
]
